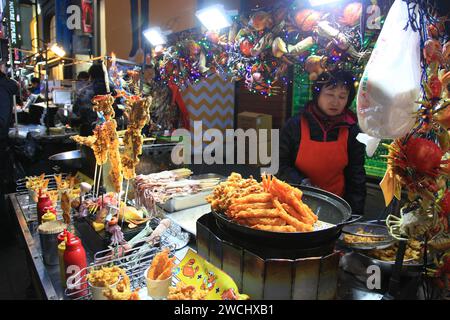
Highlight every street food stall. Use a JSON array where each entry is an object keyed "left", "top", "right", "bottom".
[{"left": 3, "top": 0, "right": 450, "bottom": 302}]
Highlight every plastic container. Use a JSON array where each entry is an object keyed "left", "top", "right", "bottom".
[
  {"left": 88, "top": 278, "right": 120, "bottom": 300},
  {"left": 38, "top": 221, "right": 66, "bottom": 266},
  {"left": 144, "top": 266, "right": 172, "bottom": 299}
]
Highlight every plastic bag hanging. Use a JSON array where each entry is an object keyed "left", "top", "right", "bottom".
[{"left": 357, "top": 0, "right": 421, "bottom": 139}]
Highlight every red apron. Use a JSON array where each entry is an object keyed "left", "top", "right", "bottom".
[{"left": 295, "top": 116, "right": 349, "bottom": 197}]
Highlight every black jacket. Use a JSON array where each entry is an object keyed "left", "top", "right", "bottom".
[
  {"left": 0, "top": 73, "right": 19, "bottom": 143},
  {"left": 73, "top": 80, "right": 109, "bottom": 136},
  {"left": 278, "top": 104, "right": 367, "bottom": 215}
]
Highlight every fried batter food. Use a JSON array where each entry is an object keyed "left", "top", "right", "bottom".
[
  {"left": 252, "top": 224, "right": 297, "bottom": 232},
  {"left": 92, "top": 95, "right": 115, "bottom": 120},
  {"left": 234, "top": 208, "right": 280, "bottom": 219},
  {"left": 207, "top": 173, "right": 319, "bottom": 233},
  {"left": 121, "top": 96, "right": 152, "bottom": 180},
  {"left": 343, "top": 229, "right": 386, "bottom": 244},
  {"left": 264, "top": 174, "right": 317, "bottom": 225},
  {"left": 235, "top": 217, "right": 286, "bottom": 226},
  {"left": 273, "top": 199, "right": 313, "bottom": 232},
  {"left": 71, "top": 124, "right": 110, "bottom": 165},
  {"left": 26, "top": 174, "right": 49, "bottom": 192},
  {"left": 206, "top": 173, "right": 264, "bottom": 214},
  {"left": 101, "top": 267, "right": 135, "bottom": 300},
  {"left": 71, "top": 135, "right": 96, "bottom": 148},
  {"left": 61, "top": 191, "right": 71, "bottom": 225},
  {"left": 168, "top": 282, "right": 208, "bottom": 300},
  {"left": 147, "top": 249, "right": 175, "bottom": 281},
  {"left": 104, "top": 120, "right": 123, "bottom": 193},
  {"left": 368, "top": 240, "right": 423, "bottom": 262},
  {"left": 87, "top": 266, "right": 122, "bottom": 287}
]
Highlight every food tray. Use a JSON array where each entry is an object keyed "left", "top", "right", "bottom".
[
  {"left": 65, "top": 240, "right": 180, "bottom": 300},
  {"left": 161, "top": 174, "right": 225, "bottom": 213},
  {"left": 161, "top": 190, "right": 212, "bottom": 212},
  {"left": 162, "top": 204, "right": 212, "bottom": 235}
]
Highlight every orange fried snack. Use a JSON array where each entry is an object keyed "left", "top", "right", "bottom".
[
  {"left": 147, "top": 249, "right": 175, "bottom": 280},
  {"left": 168, "top": 282, "right": 208, "bottom": 300},
  {"left": 236, "top": 217, "right": 286, "bottom": 226},
  {"left": 273, "top": 199, "right": 313, "bottom": 232},
  {"left": 228, "top": 202, "right": 274, "bottom": 216},
  {"left": 232, "top": 193, "right": 273, "bottom": 205},
  {"left": 252, "top": 224, "right": 297, "bottom": 232},
  {"left": 234, "top": 208, "right": 280, "bottom": 219}
]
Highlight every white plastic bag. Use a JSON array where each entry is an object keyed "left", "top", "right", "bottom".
[
  {"left": 356, "top": 133, "right": 381, "bottom": 157},
  {"left": 357, "top": 0, "right": 421, "bottom": 139}
]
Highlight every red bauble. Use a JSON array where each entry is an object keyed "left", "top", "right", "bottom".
[
  {"left": 206, "top": 31, "right": 219, "bottom": 44},
  {"left": 295, "top": 9, "right": 321, "bottom": 32},
  {"left": 240, "top": 39, "right": 254, "bottom": 57},
  {"left": 440, "top": 191, "right": 450, "bottom": 219},
  {"left": 340, "top": 2, "right": 362, "bottom": 27},
  {"left": 405, "top": 137, "right": 443, "bottom": 175},
  {"left": 429, "top": 75, "right": 442, "bottom": 99}
]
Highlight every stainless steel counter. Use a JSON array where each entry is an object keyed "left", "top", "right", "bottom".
[
  {"left": 8, "top": 192, "right": 194, "bottom": 300},
  {"left": 9, "top": 192, "right": 421, "bottom": 300}
]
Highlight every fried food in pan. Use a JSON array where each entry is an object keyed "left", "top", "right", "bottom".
[
  {"left": 273, "top": 199, "right": 313, "bottom": 232},
  {"left": 232, "top": 193, "right": 273, "bottom": 205},
  {"left": 235, "top": 217, "right": 287, "bottom": 227},
  {"left": 228, "top": 202, "right": 274, "bottom": 215},
  {"left": 208, "top": 173, "right": 319, "bottom": 233},
  {"left": 234, "top": 209, "right": 280, "bottom": 219},
  {"left": 252, "top": 224, "right": 297, "bottom": 233}
]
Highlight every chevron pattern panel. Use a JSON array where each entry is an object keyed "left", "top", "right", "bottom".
[{"left": 182, "top": 74, "right": 235, "bottom": 152}]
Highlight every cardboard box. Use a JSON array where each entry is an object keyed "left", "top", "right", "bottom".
[{"left": 237, "top": 112, "right": 272, "bottom": 131}]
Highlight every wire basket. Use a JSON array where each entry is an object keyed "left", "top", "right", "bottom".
[
  {"left": 15, "top": 173, "right": 70, "bottom": 194},
  {"left": 65, "top": 236, "right": 180, "bottom": 300}
]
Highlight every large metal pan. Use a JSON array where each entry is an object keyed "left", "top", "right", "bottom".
[
  {"left": 212, "top": 185, "right": 361, "bottom": 249},
  {"left": 49, "top": 150, "right": 83, "bottom": 170}
]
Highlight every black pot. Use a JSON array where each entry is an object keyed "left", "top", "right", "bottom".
[{"left": 212, "top": 185, "right": 361, "bottom": 249}]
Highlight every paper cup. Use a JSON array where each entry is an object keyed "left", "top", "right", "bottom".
[
  {"left": 144, "top": 267, "right": 172, "bottom": 299},
  {"left": 88, "top": 278, "right": 120, "bottom": 300}
]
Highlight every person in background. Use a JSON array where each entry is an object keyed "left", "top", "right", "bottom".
[
  {"left": 73, "top": 63, "right": 109, "bottom": 136},
  {"left": 278, "top": 70, "right": 366, "bottom": 216},
  {"left": 29, "top": 77, "right": 41, "bottom": 95},
  {"left": 0, "top": 64, "right": 19, "bottom": 239},
  {"left": 77, "top": 71, "right": 89, "bottom": 82}
]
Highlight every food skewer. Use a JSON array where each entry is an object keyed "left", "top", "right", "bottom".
[
  {"left": 96, "top": 165, "right": 103, "bottom": 198},
  {"left": 93, "top": 164, "right": 98, "bottom": 196},
  {"left": 121, "top": 180, "right": 130, "bottom": 227}
]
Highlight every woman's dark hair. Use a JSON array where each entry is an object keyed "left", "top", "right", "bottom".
[
  {"left": 88, "top": 63, "right": 105, "bottom": 80},
  {"left": 312, "top": 70, "right": 357, "bottom": 109},
  {"left": 31, "top": 77, "right": 40, "bottom": 85},
  {"left": 77, "top": 71, "right": 89, "bottom": 81}
]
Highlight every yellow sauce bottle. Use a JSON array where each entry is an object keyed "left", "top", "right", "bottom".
[{"left": 58, "top": 241, "right": 67, "bottom": 287}]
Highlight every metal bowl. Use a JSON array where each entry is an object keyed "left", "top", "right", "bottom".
[
  {"left": 49, "top": 150, "right": 83, "bottom": 169},
  {"left": 340, "top": 222, "right": 396, "bottom": 250}
]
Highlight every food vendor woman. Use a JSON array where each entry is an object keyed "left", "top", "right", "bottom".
[{"left": 279, "top": 70, "right": 366, "bottom": 215}]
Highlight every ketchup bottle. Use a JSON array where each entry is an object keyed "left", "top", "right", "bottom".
[
  {"left": 37, "top": 191, "right": 53, "bottom": 224},
  {"left": 64, "top": 232, "right": 88, "bottom": 298}
]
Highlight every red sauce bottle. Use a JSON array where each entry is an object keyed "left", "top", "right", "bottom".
[
  {"left": 64, "top": 233, "right": 88, "bottom": 298},
  {"left": 37, "top": 191, "right": 53, "bottom": 224}
]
